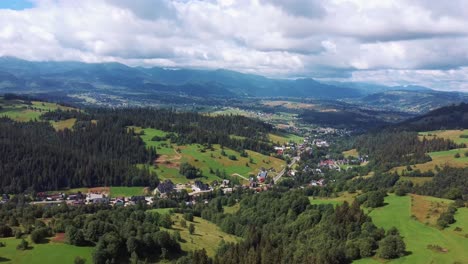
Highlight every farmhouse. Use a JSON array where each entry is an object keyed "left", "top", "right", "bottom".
[
  {"left": 154, "top": 179, "right": 175, "bottom": 195},
  {"left": 257, "top": 169, "right": 268, "bottom": 183}
]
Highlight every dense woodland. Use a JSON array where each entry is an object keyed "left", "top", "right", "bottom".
[
  {"left": 193, "top": 190, "right": 406, "bottom": 264},
  {"left": 0, "top": 105, "right": 278, "bottom": 193},
  {"left": 0, "top": 117, "right": 157, "bottom": 193}
]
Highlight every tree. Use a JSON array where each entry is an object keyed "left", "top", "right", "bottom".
[
  {"left": 31, "top": 227, "right": 49, "bottom": 243},
  {"left": 66, "top": 226, "right": 86, "bottom": 246},
  {"left": 189, "top": 223, "right": 195, "bottom": 235},
  {"left": 16, "top": 239, "right": 29, "bottom": 250},
  {"left": 377, "top": 235, "right": 406, "bottom": 259},
  {"left": 180, "top": 219, "right": 187, "bottom": 228},
  {"left": 365, "top": 191, "right": 385, "bottom": 208},
  {"left": 179, "top": 163, "right": 201, "bottom": 179}
]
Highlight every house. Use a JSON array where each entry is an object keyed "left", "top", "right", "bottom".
[
  {"left": 314, "top": 139, "right": 329, "bottom": 148},
  {"left": 192, "top": 180, "right": 210, "bottom": 192},
  {"left": 86, "top": 193, "right": 106, "bottom": 204},
  {"left": 257, "top": 170, "right": 268, "bottom": 183},
  {"left": 311, "top": 178, "right": 326, "bottom": 187},
  {"left": 155, "top": 180, "right": 175, "bottom": 195}
]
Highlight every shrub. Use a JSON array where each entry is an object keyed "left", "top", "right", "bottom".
[
  {"left": 377, "top": 235, "right": 406, "bottom": 259},
  {"left": 16, "top": 239, "right": 29, "bottom": 250}
]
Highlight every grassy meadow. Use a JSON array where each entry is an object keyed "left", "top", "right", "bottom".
[
  {"left": 419, "top": 129, "right": 468, "bottom": 145},
  {"left": 392, "top": 148, "right": 468, "bottom": 174},
  {"left": 132, "top": 126, "right": 286, "bottom": 184},
  {"left": 355, "top": 195, "right": 468, "bottom": 264},
  {"left": 170, "top": 214, "right": 240, "bottom": 257},
  {"left": 269, "top": 133, "right": 304, "bottom": 145},
  {"left": 0, "top": 237, "right": 93, "bottom": 264},
  {"left": 343, "top": 148, "right": 359, "bottom": 158},
  {"left": 309, "top": 192, "right": 358, "bottom": 206}
]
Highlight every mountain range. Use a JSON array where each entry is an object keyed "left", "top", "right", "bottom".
[{"left": 0, "top": 56, "right": 467, "bottom": 112}]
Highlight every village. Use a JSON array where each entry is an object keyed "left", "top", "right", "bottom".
[{"left": 1, "top": 130, "right": 360, "bottom": 208}]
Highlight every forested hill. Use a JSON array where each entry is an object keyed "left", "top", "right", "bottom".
[
  {"left": 0, "top": 100, "right": 277, "bottom": 193},
  {"left": 395, "top": 103, "right": 468, "bottom": 131}
]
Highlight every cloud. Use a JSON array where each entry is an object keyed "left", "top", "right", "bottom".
[{"left": 0, "top": 0, "right": 468, "bottom": 91}]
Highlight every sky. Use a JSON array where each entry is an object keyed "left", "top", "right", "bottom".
[{"left": 0, "top": 0, "right": 468, "bottom": 91}]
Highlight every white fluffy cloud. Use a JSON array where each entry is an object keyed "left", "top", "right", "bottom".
[{"left": 0, "top": 0, "right": 468, "bottom": 90}]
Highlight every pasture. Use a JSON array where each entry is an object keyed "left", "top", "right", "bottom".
[
  {"left": 269, "top": 133, "right": 304, "bottom": 145},
  {"left": 0, "top": 237, "right": 93, "bottom": 264},
  {"left": 170, "top": 214, "right": 240, "bottom": 257},
  {"left": 419, "top": 129, "right": 468, "bottom": 145},
  {"left": 355, "top": 195, "right": 468, "bottom": 264},
  {"left": 132, "top": 126, "right": 286, "bottom": 184},
  {"left": 392, "top": 148, "right": 468, "bottom": 174},
  {"left": 343, "top": 148, "right": 359, "bottom": 158},
  {"left": 109, "top": 186, "right": 148, "bottom": 197},
  {"left": 0, "top": 98, "right": 74, "bottom": 122}
]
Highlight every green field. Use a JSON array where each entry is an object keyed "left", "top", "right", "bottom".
[
  {"left": 392, "top": 148, "right": 468, "bottom": 174},
  {"left": 343, "top": 148, "right": 359, "bottom": 158},
  {"left": 109, "top": 186, "right": 148, "bottom": 197},
  {"left": 355, "top": 195, "right": 468, "bottom": 264},
  {"left": 419, "top": 129, "right": 468, "bottom": 145},
  {"left": 0, "top": 237, "right": 93, "bottom": 264},
  {"left": 269, "top": 133, "right": 304, "bottom": 145},
  {"left": 147, "top": 208, "right": 174, "bottom": 215},
  {"left": 170, "top": 214, "right": 240, "bottom": 257},
  {"left": 224, "top": 203, "right": 240, "bottom": 214},
  {"left": 0, "top": 98, "right": 74, "bottom": 122},
  {"left": 133, "top": 127, "right": 286, "bottom": 184}
]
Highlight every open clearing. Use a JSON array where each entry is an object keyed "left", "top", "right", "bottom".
[
  {"left": 343, "top": 148, "right": 359, "bottom": 158},
  {"left": 132, "top": 127, "right": 286, "bottom": 184},
  {"left": 0, "top": 237, "right": 93, "bottom": 264},
  {"left": 261, "top": 100, "right": 317, "bottom": 110},
  {"left": 109, "top": 186, "right": 148, "bottom": 197},
  {"left": 392, "top": 148, "right": 468, "bottom": 174},
  {"left": 170, "top": 214, "right": 240, "bottom": 257},
  {"left": 355, "top": 195, "right": 468, "bottom": 264},
  {"left": 309, "top": 192, "right": 358, "bottom": 206},
  {"left": 410, "top": 194, "right": 453, "bottom": 227},
  {"left": 419, "top": 129, "right": 468, "bottom": 145},
  {"left": 399, "top": 176, "right": 433, "bottom": 185},
  {"left": 50, "top": 118, "right": 76, "bottom": 131},
  {"left": 269, "top": 133, "right": 304, "bottom": 145},
  {"left": 0, "top": 98, "right": 74, "bottom": 122}
]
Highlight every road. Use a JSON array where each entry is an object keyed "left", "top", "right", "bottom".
[{"left": 273, "top": 156, "right": 299, "bottom": 183}]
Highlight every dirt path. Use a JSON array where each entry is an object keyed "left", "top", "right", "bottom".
[
  {"left": 231, "top": 173, "right": 249, "bottom": 181},
  {"left": 155, "top": 148, "right": 183, "bottom": 169}
]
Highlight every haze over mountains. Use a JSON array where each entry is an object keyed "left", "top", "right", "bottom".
[{"left": 1, "top": 56, "right": 467, "bottom": 113}]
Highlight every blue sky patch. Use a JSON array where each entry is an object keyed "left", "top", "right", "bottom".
[{"left": 0, "top": 0, "right": 34, "bottom": 10}]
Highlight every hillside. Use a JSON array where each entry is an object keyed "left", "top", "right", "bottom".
[
  {"left": 397, "top": 103, "right": 468, "bottom": 131},
  {"left": 354, "top": 90, "right": 468, "bottom": 113}
]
